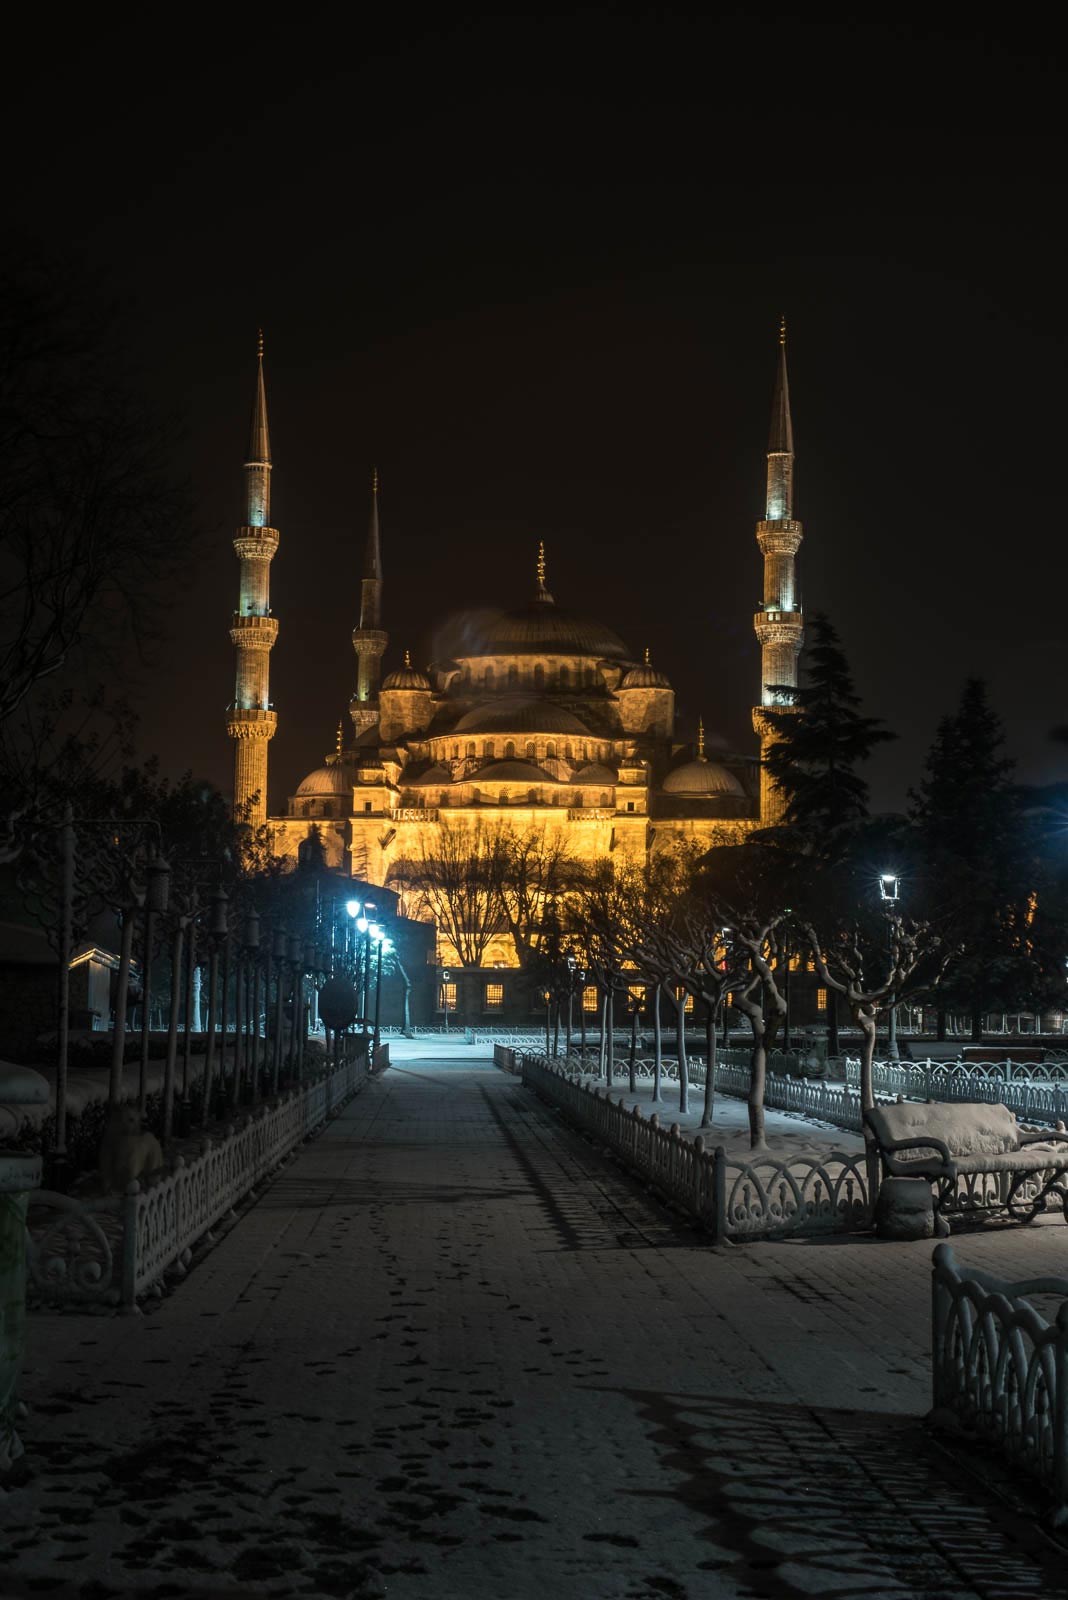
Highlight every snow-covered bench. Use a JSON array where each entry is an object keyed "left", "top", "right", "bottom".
[{"left": 864, "top": 1100, "right": 1068, "bottom": 1235}]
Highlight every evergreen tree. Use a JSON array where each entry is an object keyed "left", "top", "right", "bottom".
[
  {"left": 909, "top": 678, "right": 1036, "bottom": 1039},
  {"left": 761, "top": 613, "right": 895, "bottom": 842}
]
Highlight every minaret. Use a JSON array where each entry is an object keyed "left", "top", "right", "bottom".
[
  {"left": 227, "top": 332, "right": 280, "bottom": 828},
  {"left": 350, "top": 469, "right": 388, "bottom": 737},
  {"left": 752, "top": 318, "right": 804, "bottom": 825}
]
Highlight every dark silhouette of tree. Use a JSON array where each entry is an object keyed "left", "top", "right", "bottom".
[{"left": 761, "top": 613, "right": 895, "bottom": 845}]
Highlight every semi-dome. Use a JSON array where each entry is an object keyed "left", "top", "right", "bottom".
[
  {"left": 406, "top": 762, "right": 453, "bottom": 786},
  {"left": 572, "top": 762, "right": 618, "bottom": 785},
  {"left": 474, "top": 759, "right": 555, "bottom": 783},
  {"left": 662, "top": 759, "right": 744, "bottom": 798},
  {"left": 453, "top": 697, "right": 591, "bottom": 737},
  {"left": 296, "top": 762, "right": 354, "bottom": 797}
]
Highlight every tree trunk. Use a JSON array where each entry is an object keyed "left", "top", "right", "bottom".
[
  {"left": 936, "top": 1006, "right": 947, "bottom": 1041},
  {"left": 108, "top": 911, "right": 136, "bottom": 1107},
  {"left": 677, "top": 996, "right": 689, "bottom": 1115},
  {"left": 828, "top": 989, "right": 839, "bottom": 1056},
  {"left": 606, "top": 990, "right": 615, "bottom": 1088},
  {"left": 856, "top": 1007, "right": 877, "bottom": 1113},
  {"left": 970, "top": 1006, "right": 983, "bottom": 1044},
  {"left": 652, "top": 987, "right": 663, "bottom": 1102},
  {"left": 747, "top": 1026, "right": 766, "bottom": 1148},
  {"left": 701, "top": 1001, "right": 718, "bottom": 1128},
  {"left": 598, "top": 990, "right": 608, "bottom": 1077},
  {"left": 629, "top": 1002, "right": 638, "bottom": 1094}
]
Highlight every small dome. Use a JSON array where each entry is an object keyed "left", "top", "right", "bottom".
[
  {"left": 572, "top": 762, "right": 618, "bottom": 785},
  {"left": 621, "top": 663, "right": 671, "bottom": 690},
  {"left": 453, "top": 697, "right": 591, "bottom": 737},
  {"left": 476, "top": 759, "right": 556, "bottom": 783},
  {"left": 382, "top": 659, "right": 431, "bottom": 690},
  {"left": 296, "top": 763, "right": 353, "bottom": 797},
  {"left": 662, "top": 759, "right": 744, "bottom": 798}
]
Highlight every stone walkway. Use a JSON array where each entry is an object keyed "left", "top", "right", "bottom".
[{"left": 7, "top": 1048, "right": 1068, "bottom": 1599}]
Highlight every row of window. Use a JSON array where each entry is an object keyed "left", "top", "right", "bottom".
[
  {"left": 441, "top": 739, "right": 610, "bottom": 763},
  {"left": 459, "top": 663, "right": 603, "bottom": 691},
  {"left": 438, "top": 982, "right": 830, "bottom": 1012}
]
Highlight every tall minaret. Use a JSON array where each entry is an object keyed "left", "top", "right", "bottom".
[
  {"left": 752, "top": 318, "right": 804, "bottom": 825},
  {"left": 350, "top": 469, "right": 388, "bottom": 737},
  {"left": 227, "top": 332, "right": 279, "bottom": 827}
]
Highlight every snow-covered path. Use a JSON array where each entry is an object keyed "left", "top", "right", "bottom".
[{"left": 8, "top": 1049, "right": 1066, "bottom": 1599}]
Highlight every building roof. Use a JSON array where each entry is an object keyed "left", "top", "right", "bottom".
[
  {"left": 459, "top": 597, "right": 631, "bottom": 661},
  {"left": 295, "top": 763, "right": 354, "bottom": 797},
  {"left": 620, "top": 662, "right": 671, "bottom": 690},
  {"left": 406, "top": 762, "right": 453, "bottom": 786},
  {"left": 452, "top": 697, "right": 591, "bottom": 737},
  {"left": 662, "top": 759, "right": 745, "bottom": 797},
  {"left": 382, "top": 662, "right": 432, "bottom": 691}
]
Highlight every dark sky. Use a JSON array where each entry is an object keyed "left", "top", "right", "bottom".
[{"left": 6, "top": 13, "right": 1066, "bottom": 811}]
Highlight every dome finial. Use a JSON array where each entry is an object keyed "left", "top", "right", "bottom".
[
  {"left": 779, "top": 314, "right": 786, "bottom": 348},
  {"left": 537, "top": 540, "right": 546, "bottom": 586},
  {"left": 336, "top": 719, "right": 343, "bottom": 757},
  {"left": 697, "top": 716, "right": 706, "bottom": 760},
  {"left": 257, "top": 327, "right": 264, "bottom": 360},
  {"left": 404, "top": 648, "right": 411, "bottom": 668},
  {"left": 644, "top": 645, "right": 651, "bottom": 666},
  {"left": 372, "top": 466, "right": 378, "bottom": 495}
]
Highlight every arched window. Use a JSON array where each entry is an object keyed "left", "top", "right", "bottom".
[
  {"left": 484, "top": 740, "right": 494, "bottom": 758},
  {"left": 534, "top": 663, "right": 545, "bottom": 689},
  {"left": 507, "top": 664, "right": 518, "bottom": 688},
  {"left": 500, "top": 789, "right": 509, "bottom": 804},
  {"left": 564, "top": 742, "right": 573, "bottom": 759},
  {"left": 559, "top": 664, "right": 570, "bottom": 688},
  {"left": 526, "top": 739, "right": 536, "bottom": 760},
  {"left": 504, "top": 740, "right": 516, "bottom": 759},
  {"left": 302, "top": 802, "right": 311, "bottom": 818},
  {"left": 546, "top": 741, "right": 557, "bottom": 759},
  {"left": 467, "top": 742, "right": 476, "bottom": 758},
  {"left": 452, "top": 744, "right": 459, "bottom": 760},
  {"left": 600, "top": 792, "right": 610, "bottom": 807},
  {"left": 471, "top": 787, "right": 481, "bottom": 804},
  {"left": 485, "top": 665, "right": 495, "bottom": 690},
  {"left": 528, "top": 788, "right": 538, "bottom": 804},
  {"left": 322, "top": 802, "right": 334, "bottom": 819}
]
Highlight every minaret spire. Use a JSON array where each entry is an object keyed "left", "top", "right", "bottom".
[
  {"left": 228, "top": 333, "right": 280, "bottom": 828},
  {"left": 351, "top": 468, "right": 388, "bottom": 736},
  {"left": 535, "top": 540, "right": 554, "bottom": 603},
  {"left": 752, "top": 318, "right": 805, "bottom": 825}
]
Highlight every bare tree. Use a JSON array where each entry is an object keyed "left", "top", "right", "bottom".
[
  {"left": 491, "top": 824, "right": 575, "bottom": 969},
  {"left": 389, "top": 819, "right": 504, "bottom": 978}
]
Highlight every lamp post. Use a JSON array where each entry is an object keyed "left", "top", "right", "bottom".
[
  {"left": 628, "top": 987, "right": 641, "bottom": 1089},
  {"left": 577, "top": 967, "right": 587, "bottom": 1062},
  {"left": 271, "top": 925, "right": 287, "bottom": 1092},
  {"left": 565, "top": 953, "right": 576, "bottom": 1059},
  {"left": 880, "top": 871, "right": 901, "bottom": 1061},
  {"left": 442, "top": 968, "right": 451, "bottom": 1034},
  {"left": 137, "top": 849, "right": 172, "bottom": 1117},
  {"left": 287, "top": 934, "right": 302, "bottom": 1082},
  {"left": 543, "top": 988, "right": 552, "bottom": 1057},
  {"left": 372, "top": 931, "right": 392, "bottom": 1056},
  {"left": 201, "top": 888, "right": 229, "bottom": 1123}
]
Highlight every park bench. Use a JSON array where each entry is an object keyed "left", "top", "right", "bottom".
[{"left": 864, "top": 1100, "right": 1068, "bottom": 1236}]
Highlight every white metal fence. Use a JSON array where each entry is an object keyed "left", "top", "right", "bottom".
[
  {"left": 931, "top": 1243, "right": 1068, "bottom": 1517},
  {"left": 27, "top": 1049, "right": 379, "bottom": 1311},
  {"left": 517, "top": 1053, "right": 872, "bottom": 1241}
]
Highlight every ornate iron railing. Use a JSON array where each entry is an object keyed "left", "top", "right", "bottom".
[
  {"left": 519, "top": 1053, "right": 873, "bottom": 1240},
  {"left": 931, "top": 1243, "right": 1068, "bottom": 1519},
  {"left": 26, "top": 1051, "right": 376, "bottom": 1312}
]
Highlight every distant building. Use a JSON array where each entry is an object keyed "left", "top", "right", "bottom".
[{"left": 224, "top": 327, "right": 808, "bottom": 1023}]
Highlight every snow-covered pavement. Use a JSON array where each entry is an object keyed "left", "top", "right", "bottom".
[{"left": 7, "top": 1045, "right": 1067, "bottom": 1599}]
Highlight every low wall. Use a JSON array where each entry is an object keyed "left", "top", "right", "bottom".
[
  {"left": 26, "top": 1050, "right": 372, "bottom": 1312},
  {"left": 931, "top": 1243, "right": 1068, "bottom": 1517},
  {"left": 520, "top": 1054, "right": 872, "bottom": 1241}
]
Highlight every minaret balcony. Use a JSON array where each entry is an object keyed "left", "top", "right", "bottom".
[
  {"left": 754, "top": 610, "right": 804, "bottom": 647},
  {"left": 756, "top": 521, "right": 803, "bottom": 555},
  {"left": 230, "top": 614, "right": 279, "bottom": 650},
  {"left": 226, "top": 708, "right": 278, "bottom": 740},
  {"left": 234, "top": 527, "right": 280, "bottom": 560}
]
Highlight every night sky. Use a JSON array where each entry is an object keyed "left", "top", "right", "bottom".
[{"left": 5, "top": 15, "right": 1066, "bottom": 812}]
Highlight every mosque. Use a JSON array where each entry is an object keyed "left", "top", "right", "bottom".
[{"left": 224, "top": 327, "right": 805, "bottom": 1003}]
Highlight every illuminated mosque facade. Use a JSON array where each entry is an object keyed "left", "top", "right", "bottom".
[{"left": 225, "top": 328, "right": 804, "bottom": 985}]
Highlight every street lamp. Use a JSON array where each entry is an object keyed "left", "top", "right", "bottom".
[
  {"left": 576, "top": 967, "right": 587, "bottom": 1061},
  {"left": 371, "top": 931, "right": 393, "bottom": 1056},
  {"left": 543, "top": 987, "right": 552, "bottom": 1057},
  {"left": 880, "top": 870, "right": 901, "bottom": 1060},
  {"left": 442, "top": 968, "right": 451, "bottom": 1034},
  {"left": 565, "top": 953, "right": 576, "bottom": 1059}
]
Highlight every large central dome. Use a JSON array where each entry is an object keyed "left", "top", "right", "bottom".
[{"left": 470, "top": 596, "right": 631, "bottom": 660}]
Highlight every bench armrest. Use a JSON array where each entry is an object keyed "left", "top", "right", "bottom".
[
  {"left": 876, "top": 1132, "right": 954, "bottom": 1165},
  {"left": 1018, "top": 1128, "right": 1068, "bottom": 1147}
]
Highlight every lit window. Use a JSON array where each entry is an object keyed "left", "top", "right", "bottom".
[
  {"left": 583, "top": 985, "right": 598, "bottom": 1011},
  {"left": 789, "top": 953, "right": 801, "bottom": 971},
  {"left": 628, "top": 985, "right": 644, "bottom": 1006},
  {"left": 806, "top": 959, "right": 815, "bottom": 973},
  {"left": 626, "top": 801, "right": 635, "bottom": 812},
  {"left": 817, "top": 988, "right": 828, "bottom": 1011},
  {"left": 439, "top": 981, "right": 457, "bottom": 1010},
  {"left": 675, "top": 987, "right": 694, "bottom": 1014},
  {"left": 485, "top": 983, "right": 504, "bottom": 1010},
  {"left": 364, "top": 801, "right": 372, "bottom": 812}
]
